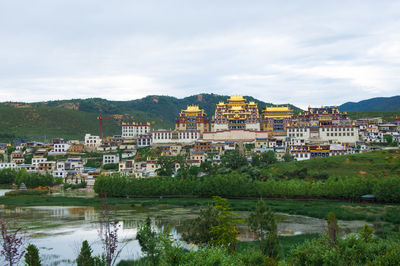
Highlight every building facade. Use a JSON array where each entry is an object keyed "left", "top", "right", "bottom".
[
  {"left": 211, "top": 95, "right": 260, "bottom": 132},
  {"left": 175, "top": 105, "right": 209, "bottom": 134},
  {"left": 262, "top": 106, "right": 293, "bottom": 136},
  {"left": 121, "top": 122, "right": 150, "bottom": 139},
  {"left": 152, "top": 130, "right": 200, "bottom": 144},
  {"left": 292, "top": 106, "right": 351, "bottom": 127}
]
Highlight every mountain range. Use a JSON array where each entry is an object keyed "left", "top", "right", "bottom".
[
  {"left": 339, "top": 95, "right": 400, "bottom": 112},
  {"left": 0, "top": 94, "right": 398, "bottom": 142}
]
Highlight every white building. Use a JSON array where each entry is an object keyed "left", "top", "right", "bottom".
[
  {"left": 84, "top": 134, "right": 102, "bottom": 150},
  {"left": 152, "top": 130, "right": 200, "bottom": 144},
  {"left": 137, "top": 134, "right": 152, "bottom": 147},
  {"left": 32, "top": 157, "right": 47, "bottom": 167},
  {"left": 122, "top": 122, "right": 151, "bottom": 139},
  {"left": 0, "top": 162, "right": 17, "bottom": 169},
  {"left": 287, "top": 127, "right": 311, "bottom": 140},
  {"left": 49, "top": 143, "right": 71, "bottom": 155},
  {"left": 319, "top": 126, "right": 359, "bottom": 144},
  {"left": 287, "top": 126, "right": 359, "bottom": 144},
  {"left": 103, "top": 154, "right": 120, "bottom": 165}
]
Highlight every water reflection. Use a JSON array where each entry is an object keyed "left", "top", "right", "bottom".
[{"left": 0, "top": 205, "right": 370, "bottom": 265}]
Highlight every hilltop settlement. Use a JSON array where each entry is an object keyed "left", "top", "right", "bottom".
[{"left": 1, "top": 95, "right": 399, "bottom": 186}]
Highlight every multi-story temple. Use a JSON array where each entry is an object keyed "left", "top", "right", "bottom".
[
  {"left": 291, "top": 106, "right": 350, "bottom": 127},
  {"left": 175, "top": 105, "right": 209, "bottom": 134},
  {"left": 211, "top": 95, "right": 260, "bottom": 131},
  {"left": 261, "top": 105, "right": 293, "bottom": 136}
]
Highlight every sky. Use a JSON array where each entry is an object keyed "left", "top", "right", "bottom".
[{"left": 0, "top": 0, "right": 400, "bottom": 109}]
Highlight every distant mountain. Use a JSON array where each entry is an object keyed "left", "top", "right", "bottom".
[
  {"left": 339, "top": 95, "right": 400, "bottom": 112},
  {"left": 0, "top": 94, "right": 301, "bottom": 142}
]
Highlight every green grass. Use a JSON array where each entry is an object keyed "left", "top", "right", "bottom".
[
  {"left": 237, "top": 233, "right": 320, "bottom": 260},
  {"left": 347, "top": 111, "right": 400, "bottom": 122},
  {"left": 264, "top": 150, "right": 400, "bottom": 179}
]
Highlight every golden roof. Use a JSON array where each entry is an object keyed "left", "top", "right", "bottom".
[
  {"left": 184, "top": 105, "right": 201, "bottom": 112},
  {"left": 231, "top": 106, "right": 243, "bottom": 111},
  {"left": 228, "top": 95, "right": 245, "bottom": 102},
  {"left": 264, "top": 106, "right": 292, "bottom": 112}
]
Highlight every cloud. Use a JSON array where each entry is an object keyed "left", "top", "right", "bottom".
[{"left": 0, "top": 0, "right": 399, "bottom": 107}]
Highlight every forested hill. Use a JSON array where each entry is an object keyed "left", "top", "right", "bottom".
[
  {"left": 0, "top": 94, "right": 300, "bottom": 142},
  {"left": 339, "top": 95, "right": 400, "bottom": 112}
]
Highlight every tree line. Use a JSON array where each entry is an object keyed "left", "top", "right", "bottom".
[
  {"left": 0, "top": 168, "right": 62, "bottom": 188},
  {"left": 94, "top": 173, "right": 400, "bottom": 203}
]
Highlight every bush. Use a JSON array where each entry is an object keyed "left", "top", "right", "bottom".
[{"left": 4, "top": 190, "right": 49, "bottom": 197}]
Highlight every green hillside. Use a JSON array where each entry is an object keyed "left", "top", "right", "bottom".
[
  {"left": 347, "top": 111, "right": 400, "bottom": 122},
  {"left": 0, "top": 94, "right": 302, "bottom": 142},
  {"left": 264, "top": 149, "right": 400, "bottom": 179}
]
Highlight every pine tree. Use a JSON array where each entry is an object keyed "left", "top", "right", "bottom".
[
  {"left": 76, "top": 240, "right": 94, "bottom": 266},
  {"left": 25, "top": 244, "right": 41, "bottom": 266}
]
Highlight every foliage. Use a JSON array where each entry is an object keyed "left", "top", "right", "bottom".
[
  {"left": 76, "top": 240, "right": 94, "bottom": 266},
  {"left": 327, "top": 212, "right": 339, "bottom": 245},
  {"left": 0, "top": 169, "right": 56, "bottom": 188},
  {"left": 94, "top": 169, "right": 400, "bottom": 203},
  {"left": 85, "top": 159, "right": 102, "bottom": 168},
  {"left": 0, "top": 218, "right": 25, "bottom": 266},
  {"left": 383, "top": 134, "right": 393, "bottom": 145},
  {"left": 283, "top": 152, "right": 295, "bottom": 162},
  {"left": 4, "top": 190, "right": 48, "bottom": 197},
  {"left": 104, "top": 163, "right": 119, "bottom": 170},
  {"left": 248, "top": 199, "right": 279, "bottom": 257},
  {"left": 221, "top": 150, "right": 248, "bottom": 170},
  {"left": 261, "top": 150, "right": 278, "bottom": 164},
  {"left": 0, "top": 169, "right": 17, "bottom": 184},
  {"left": 98, "top": 203, "right": 121, "bottom": 266},
  {"left": 136, "top": 217, "right": 162, "bottom": 265},
  {"left": 374, "top": 176, "right": 400, "bottom": 203},
  {"left": 287, "top": 227, "right": 400, "bottom": 265},
  {"left": 208, "top": 196, "right": 241, "bottom": 249},
  {"left": 183, "top": 196, "right": 240, "bottom": 250},
  {"left": 63, "top": 181, "right": 87, "bottom": 190},
  {"left": 156, "top": 156, "right": 178, "bottom": 177},
  {"left": 25, "top": 244, "right": 41, "bottom": 266}
]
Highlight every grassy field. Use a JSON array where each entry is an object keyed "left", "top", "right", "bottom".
[{"left": 264, "top": 149, "right": 400, "bottom": 179}]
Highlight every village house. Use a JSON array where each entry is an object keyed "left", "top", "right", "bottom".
[
  {"left": 103, "top": 154, "right": 120, "bottom": 165},
  {"left": 84, "top": 134, "right": 102, "bottom": 151}
]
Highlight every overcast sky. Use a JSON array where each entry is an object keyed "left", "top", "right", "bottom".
[{"left": 1, "top": 1, "right": 400, "bottom": 108}]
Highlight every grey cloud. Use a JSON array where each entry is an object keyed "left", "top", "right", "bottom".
[{"left": 0, "top": 0, "right": 399, "bottom": 106}]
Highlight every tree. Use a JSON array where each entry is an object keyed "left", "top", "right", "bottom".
[
  {"left": 25, "top": 244, "right": 41, "bottom": 266},
  {"left": 248, "top": 199, "right": 279, "bottom": 258},
  {"left": 156, "top": 156, "right": 176, "bottom": 177},
  {"left": 136, "top": 217, "right": 162, "bottom": 265},
  {"left": 98, "top": 203, "right": 121, "bottom": 266},
  {"left": 76, "top": 240, "right": 94, "bottom": 266},
  {"left": 283, "top": 152, "right": 295, "bottom": 162},
  {"left": 183, "top": 196, "right": 241, "bottom": 250},
  {"left": 260, "top": 150, "right": 277, "bottom": 165},
  {"left": 1, "top": 219, "right": 25, "bottom": 266},
  {"left": 327, "top": 212, "right": 339, "bottom": 246},
  {"left": 221, "top": 150, "right": 248, "bottom": 170},
  {"left": 209, "top": 196, "right": 241, "bottom": 250},
  {"left": 383, "top": 134, "right": 393, "bottom": 145}
]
